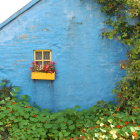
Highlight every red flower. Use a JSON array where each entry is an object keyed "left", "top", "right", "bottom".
[
  {"left": 116, "top": 125, "right": 121, "bottom": 129},
  {"left": 53, "top": 62, "right": 56, "bottom": 65},
  {"left": 124, "top": 122, "right": 130, "bottom": 125},
  {"left": 89, "top": 127, "right": 93, "bottom": 130},
  {"left": 132, "top": 132, "right": 138, "bottom": 138},
  {"left": 81, "top": 136, "right": 85, "bottom": 139},
  {"left": 69, "top": 138, "right": 73, "bottom": 140},
  {"left": 26, "top": 106, "right": 31, "bottom": 108},
  {"left": 33, "top": 114, "right": 37, "bottom": 118},
  {"left": 94, "top": 125, "right": 99, "bottom": 128},
  {"left": 81, "top": 130, "right": 85, "bottom": 133},
  {"left": 32, "top": 61, "right": 37, "bottom": 64},
  {"left": 137, "top": 125, "right": 140, "bottom": 127},
  {"left": 116, "top": 108, "right": 120, "bottom": 111},
  {"left": 12, "top": 102, "right": 16, "bottom": 105},
  {"left": 75, "top": 137, "right": 79, "bottom": 139},
  {"left": 134, "top": 107, "right": 139, "bottom": 109}
]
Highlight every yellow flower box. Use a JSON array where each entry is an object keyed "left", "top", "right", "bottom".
[{"left": 31, "top": 72, "right": 55, "bottom": 80}]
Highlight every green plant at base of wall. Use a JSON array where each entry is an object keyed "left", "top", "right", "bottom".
[{"left": 0, "top": 95, "right": 140, "bottom": 140}]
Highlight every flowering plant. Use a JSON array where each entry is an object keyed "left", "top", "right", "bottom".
[{"left": 30, "top": 61, "right": 56, "bottom": 73}]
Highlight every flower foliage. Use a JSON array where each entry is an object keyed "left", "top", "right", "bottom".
[
  {"left": 0, "top": 93, "right": 140, "bottom": 140},
  {"left": 95, "top": 0, "right": 140, "bottom": 114},
  {"left": 30, "top": 61, "right": 56, "bottom": 73},
  {"left": 0, "top": 80, "right": 140, "bottom": 139}
]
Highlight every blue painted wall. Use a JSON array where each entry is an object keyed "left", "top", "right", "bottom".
[{"left": 0, "top": 0, "right": 126, "bottom": 111}]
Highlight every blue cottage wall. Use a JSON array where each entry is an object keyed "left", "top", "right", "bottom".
[{"left": 0, "top": 0, "right": 126, "bottom": 111}]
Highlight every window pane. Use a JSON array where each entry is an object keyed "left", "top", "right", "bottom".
[
  {"left": 44, "top": 61, "right": 50, "bottom": 65},
  {"left": 36, "top": 52, "right": 42, "bottom": 60},
  {"left": 36, "top": 61, "right": 42, "bottom": 66},
  {"left": 44, "top": 52, "right": 50, "bottom": 60}
]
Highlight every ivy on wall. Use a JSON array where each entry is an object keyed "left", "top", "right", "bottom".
[{"left": 94, "top": 0, "right": 140, "bottom": 113}]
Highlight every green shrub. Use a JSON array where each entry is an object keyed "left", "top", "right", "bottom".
[
  {"left": 95, "top": 0, "right": 140, "bottom": 113},
  {"left": 0, "top": 93, "right": 140, "bottom": 140}
]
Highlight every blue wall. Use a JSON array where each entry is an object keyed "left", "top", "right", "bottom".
[{"left": 0, "top": 0, "right": 126, "bottom": 111}]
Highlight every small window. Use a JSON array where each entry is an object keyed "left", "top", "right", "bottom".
[{"left": 34, "top": 50, "right": 52, "bottom": 67}]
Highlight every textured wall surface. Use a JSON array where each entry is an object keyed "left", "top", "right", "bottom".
[{"left": 0, "top": 0, "right": 126, "bottom": 111}]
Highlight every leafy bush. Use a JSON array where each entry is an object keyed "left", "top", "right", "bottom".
[
  {"left": 0, "top": 88, "right": 140, "bottom": 140},
  {"left": 95, "top": 0, "right": 140, "bottom": 113},
  {"left": 0, "top": 80, "right": 19, "bottom": 101}
]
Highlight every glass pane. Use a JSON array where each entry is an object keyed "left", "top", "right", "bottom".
[
  {"left": 44, "top": 52, "right": 50, "bottom": 60},
  {"left": 36, "top": 52, "right": 42, "bottom": 60},
  {"left": 44, "top": 61, "right": 50, "bottom": 65},
  {"left": 36, "top": 61, "right": 42, "bottom": 66}
]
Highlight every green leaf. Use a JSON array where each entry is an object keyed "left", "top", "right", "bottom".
[
  {"left": 69, "top": 125, "right": 75, "bottom": 130},
  {"left": 0, "top": 82, "right": 6, "bottom": 86},
  {"left": 13, "top": 87, "right": 20, "bottom": 92}
]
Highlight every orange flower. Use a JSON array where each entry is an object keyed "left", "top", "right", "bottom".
[
  {"left": 26, "top": 106, "right": 30, "bottom": 108},
  {"left": 116, "top": 125, "right": 121, "bottom": 129},
  {"left": 117, "top": 93, "right": 122, "bottom": 97},
  {"left": 81, "top": 136, "right": 85, "bottom": 139},
  {"left": 104, "top": 125, "right": 108, "bottom": 128},
  {"left": 124, "top": 122, "right": 130, "bottom": 125},
  {"left": 132, "top": 132, "right": 138, "bottom": 138},
  {"left": 134, "top": 107, "right": 139, "bottom": 109},
  {"left": 12, "top": 102, "right": 16, "bottom": 105},
  {"left": 132, "top": 121, "right": 136, "bottom": 124},
  {"left": 116, "top": 108, "right": 120, "bottom": 111},
  {"left": 113, "top": 113, "right": 116, "bottom": 117},
  {"left": 89, "top": 127, "right": 93, "bottom": 130},
  {"left": 10, "top": 111, "right": 14, "bottom": 113},
  {"left": 94, "top": 125, "right": 99, "bottom": 128},
  {"left": 137, "top": 125, "right": 140, "bottom": 127},
  {"left": 6, "top": 107, "right": 10, "bottom": 110},
  {"left": 33, "top": 114, "right": 37, "bottom": 118},
  {"left": 81, "top": 130, "right": 85, "bottom": 133},
  {"left": 69, "top": 138, "right": 73, "bottom": 140}
]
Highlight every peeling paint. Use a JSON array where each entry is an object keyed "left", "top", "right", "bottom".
[
  {"left": 18, "top": 34, "right": 29, "bottom": 39},
  {"left": 16, "top": 59, "right": 27, "bottom": 62},
  {"left": 42, "top": 28, "right": 49, "bottom": 31}
]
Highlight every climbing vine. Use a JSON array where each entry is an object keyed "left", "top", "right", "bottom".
[{"left": 95, "top": 0, "right": 140, "bottom": 114}]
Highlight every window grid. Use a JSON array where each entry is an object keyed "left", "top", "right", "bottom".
[{"left": 34, "top": 50, "right": 52, "bottom": 67}]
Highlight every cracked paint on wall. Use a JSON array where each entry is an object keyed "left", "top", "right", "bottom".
[{"left": 0, "top": 0, "right": 127, "bottom": 111}]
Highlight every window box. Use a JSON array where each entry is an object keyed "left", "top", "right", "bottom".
[
  {"left": 31, "top": 72, "right": 55, "bottom": 80},
  {"left": 30, "top": 50, "right": 56, "bottom": 80}
]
